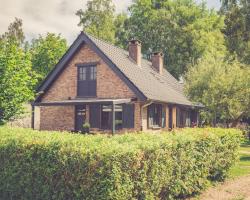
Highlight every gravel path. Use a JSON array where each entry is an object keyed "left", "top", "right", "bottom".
[{"left": 198, "top": 175, "right": 250, "bottom": 200}]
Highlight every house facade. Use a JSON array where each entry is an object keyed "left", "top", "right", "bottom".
[{"left": 32, "top": 32, "right": 200, "bottom": 134}]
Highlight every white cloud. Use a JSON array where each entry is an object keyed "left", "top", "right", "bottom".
[
  {"left": 0, "top": 0, "right": 219, "bottom": 44},
  {"left": 0, "top": 0, "right": 132, "bottom": 43}
]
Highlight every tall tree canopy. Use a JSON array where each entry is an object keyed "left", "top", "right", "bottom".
[
  {"left": 185, "top": 55, "right": 250, "bottom": 126},
  {"left": 127, "top": 0, "right": 226, "bottom": 78},
  {"left": 0, "top": 18, "right": 25, "bottom": 46},
  {"left": 29, "top": 33, "right": 67, "bottom": 86},
  {"left": 221, "top": 0, "right": 250, "bottom": 64},
  {"left": 0, "top": 19, "right": 37, "bottom": 124},
  {"left": 76, "top": 0, "right": 116, "bottom": 43},
  {"left": 114, "top": 13, "right": 129, "bottom": 49}
]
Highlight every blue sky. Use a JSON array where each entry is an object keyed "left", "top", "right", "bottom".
[{"left": 0, "top": 0, "right": 221, "bottom": 43}]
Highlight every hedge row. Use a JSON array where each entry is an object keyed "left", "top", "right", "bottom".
[{"left": 0, "top": 127, "right": 241, "bottom": 200}]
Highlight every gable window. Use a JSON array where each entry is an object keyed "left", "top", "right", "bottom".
[
  {"left": 77, "top": 65, "right": 97, "bottom": 97},
  {"left": 148, "top": 104, "right": 163, "bottom": 128}
]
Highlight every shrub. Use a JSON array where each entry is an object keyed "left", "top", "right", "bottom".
[
  {"left": 82, "top": 122, "right": 90, "bottom": 134},
  {"left": 0, "top": 127, "right": 241, "bottom": 200}
]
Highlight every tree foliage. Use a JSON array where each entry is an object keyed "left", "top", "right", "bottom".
[
  {"left": 126, "top": 0, "right": 226, "bottom": 78},
  {"left": 185, "top": 55, "right": 250, "bottom": 126},
  {"left": 114, "top": 13, "right": 129, "bottom": 49},
  {"left": 0, "top": 18, "right": 25, "bottom": 46},
  {"left": 76, "top": 0, "right": 116, "bottom": 43},
  {"left": 221, "top": 0, "right": 250, "bottom": 64},
  {"left": 0, "top": 20, "right": 37, "bottom": 124},
  {"left": 29, "top": 33, "right": 67, "bottom": 86}
]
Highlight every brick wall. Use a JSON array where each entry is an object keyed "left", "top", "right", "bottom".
[
  {"left": 42, "top": 44, "right": 135, "bottom": 102},
  {"left": 39, "top": 43, "right": 139, "bottom": 132},
  {"left": 40, "top": 106, "right": 75, "bottom": 131}
]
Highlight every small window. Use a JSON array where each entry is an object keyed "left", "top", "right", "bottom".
[
  {"left": 79, "top": 67, "right": 86, "bottom": 81},
  {"left": 90, "top": 66, "right": 97, "bottom": 80},
  {"left": 115, "top": 105, "right": 123, "bottom": 130},
  {"left": 148, "top": 104, "right": 162, "bottom": 128}
]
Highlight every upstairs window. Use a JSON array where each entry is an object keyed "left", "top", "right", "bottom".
[{"left": 77, "top": 65, "right": 97, "bottom": 97}]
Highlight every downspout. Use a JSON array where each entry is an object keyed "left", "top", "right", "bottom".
[{"left": 140, "top": 100, "right": 153, "bottom": 131}]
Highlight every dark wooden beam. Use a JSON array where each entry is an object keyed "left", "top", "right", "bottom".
[
  {"left": 31, "top": 105, "right": 35, "bottom": 129},
  {"left": 75, "top": 61, "right": 100, "bottom": 67},
  {"left": 111, "top": 103, "right": 115, "bottom": 135}
]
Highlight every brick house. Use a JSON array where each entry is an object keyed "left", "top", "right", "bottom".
[{"left": 32, "top": 32, "right": 201, "bottom": 133}]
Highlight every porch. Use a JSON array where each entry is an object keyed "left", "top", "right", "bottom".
[{"left": 32, "top": 98, "right": 136, "bottom": 134}]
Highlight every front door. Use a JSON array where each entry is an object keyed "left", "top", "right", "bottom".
[{"left": 75, "top": 105, "right": 86, "bottom": 132}]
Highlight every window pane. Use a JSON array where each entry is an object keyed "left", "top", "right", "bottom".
[
  {"left": 79, "top": 67, "right": 86, "bottom": 80},
  {"left": 94, "top": 66, "right": 97, "bottom": 80},
  {"left": 90, "top": 66, "right": 96, "bottom": 80},
  {"left": 148, "top": 104, "right": 162, "bottom": 127},
  {"left": 115, "top": 105, "right": 123, "bottom": 130},
  {"left": 101, "top": 105, "right": 123, "bottom": 130}
]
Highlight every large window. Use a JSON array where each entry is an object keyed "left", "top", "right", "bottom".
[
  {"left": 77, "top": 65, "right": 97, "bottom": 97},
  {"left": 176, "top": 108, "right": 191, "bottom": 128},
  {"left": 148, "top": 104, "right": 163, "bottom": 128},
  {"left": 101, "top": 105, "right": 123, "bottom": 130},
  {"left": 89, "top": 104, "right": 134, "bottom": 131}
]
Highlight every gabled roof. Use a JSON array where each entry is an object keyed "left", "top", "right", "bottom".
[{"left": 36, "top": 32, "right": 194, "bottom": 106}]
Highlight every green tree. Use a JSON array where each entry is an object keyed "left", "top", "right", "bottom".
[
  {"left": 76, "top": 0, "right": 116, "bottom": 43},
  {"left": 0, "top": 21, "right": 37, "bottom": 124},
  {"left": 114, "top": 13, "right": 129, "bottom": 49},
  {"left": 221, "top": 0, "right": 250, "bottom": 64},
  {"left": 127, "top": 0, "right": 226, "bottom": 78},
  {"left": 184, "top": 55, "right": 250, "bottom": 127},
  {"left": 0, "top": 18, "right": 25, "bottom": 46},
  {"left": 30, "top": 33, "right": 67, "bottom": 86}
]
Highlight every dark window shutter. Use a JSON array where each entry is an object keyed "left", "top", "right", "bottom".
[
  {"left": 89, "top": 104, "right": 100, "bottom": 128},
  {"left": 88, "top": 80, "right": 97, "bottom": 96},
  {"left": 161, "top": 106, "right": 166, "bottom": 128},
  {"left": 122, "top": 104, "right": 134, "bottom": 128}
]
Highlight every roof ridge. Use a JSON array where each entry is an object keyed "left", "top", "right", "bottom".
[
  {"left": 84, "top": 32, "right": 128, "bottom": 53},
  {"left": 84, "top": 32, "right": 156, "bottom": 64}
]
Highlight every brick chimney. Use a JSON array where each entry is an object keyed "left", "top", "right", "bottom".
[
  {"left": 128, "top": 39, "right": 141, "bottom": 66},
  {"left": 151, "top": 52, "right": 164, "bottom": 74}
]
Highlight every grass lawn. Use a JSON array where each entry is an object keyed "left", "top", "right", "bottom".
[{"left": 229, "top": 139, "right": 250, "bottom": 178}]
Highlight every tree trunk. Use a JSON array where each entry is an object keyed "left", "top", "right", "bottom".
[{"left": 230, "top": 113, "right": 245, "bottom": 128}]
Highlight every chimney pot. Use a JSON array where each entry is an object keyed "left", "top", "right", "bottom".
[
  {"left": 151, "top": 51, "right": 164, "bottom": 74},
  {"left": 128, "top": 39, "right": 142, "bottom": 66}
]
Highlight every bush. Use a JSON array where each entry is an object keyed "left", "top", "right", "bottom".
[
  {"left": 0, "top": 127, "right": 241, "bottom": 200},
  {"left": 82, "top": 122, "right": 90, "bottom": 134}
]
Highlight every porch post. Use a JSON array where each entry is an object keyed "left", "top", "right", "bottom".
[
  {"left": 111, "top": 103, "right": 115, "bottom": 135},
  {"left": 31, "top": 104, "right": 35, "bottom": 129}
]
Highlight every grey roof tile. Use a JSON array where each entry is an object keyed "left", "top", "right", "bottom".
[{"left": 87, "top": 34, "right": 193, "bottom": 106}]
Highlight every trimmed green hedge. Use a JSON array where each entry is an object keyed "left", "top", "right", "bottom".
[{"left": 0, "top": 127, "right": 241, "bottom": 200}]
